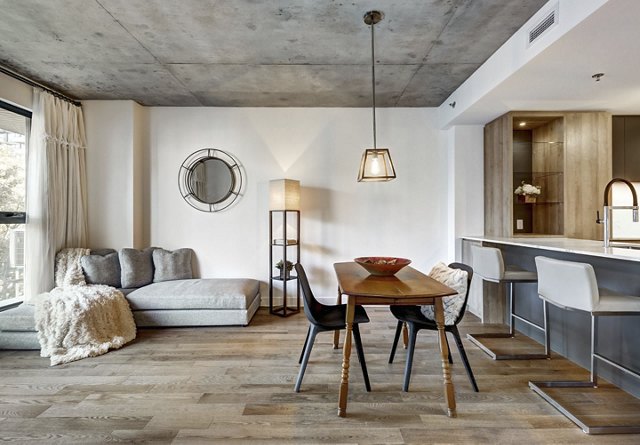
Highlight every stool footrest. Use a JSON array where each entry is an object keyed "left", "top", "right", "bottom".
[
  {"left": 467, "top": 332, "right": 550, "bottom": 360},
  {"left": 595, "top": 352, "right": 640, "bottom": 381},
  {"left": 529, "top": 380, "right": 640, "bottom": 435}
]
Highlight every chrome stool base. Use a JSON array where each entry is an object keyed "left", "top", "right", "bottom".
[
  {"left": 467, "top": 285, "right": 549, "bottom": 361},
  {"left": 529, "top": 380, "right": 640, "bottom": 435},
  {"left": 467, "top": 332, "right": 549, "bottom": 360}
]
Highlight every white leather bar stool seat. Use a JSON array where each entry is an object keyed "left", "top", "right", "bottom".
[
  {"left": 530, "top": 256, "right": 640, "bottom": 435},
  {"left": 502, "top": 269, "right": 538, "bottom": 282},
  {"left": 590, "top": 290, "right": 640, "bottom": 313},
  {"left": 468, "top": 245, "right": 548, "bottom": 360}
]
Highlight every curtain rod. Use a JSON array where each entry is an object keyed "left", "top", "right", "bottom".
[{"left": 0, "top": 64, "right": 81, "bottom": 107}]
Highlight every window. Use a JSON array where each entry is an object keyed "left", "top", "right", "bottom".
[{"left": 0, "top": 101, "right": 30, "bottom": 303}]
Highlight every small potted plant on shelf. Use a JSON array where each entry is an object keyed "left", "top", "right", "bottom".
[
  {"left": 275, "top": 260, "right": 294, "bottom": 279},
  {"left": 514, "top": 181, "right": 541, "bottom": 203}
]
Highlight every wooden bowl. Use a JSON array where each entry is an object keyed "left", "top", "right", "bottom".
[{"left": 354, "top": 257, "right": 411, "bottom": 276}]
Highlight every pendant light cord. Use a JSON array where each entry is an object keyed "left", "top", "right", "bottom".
[{"left": 370, "top": 20, "right": 377, "bottom": 150}]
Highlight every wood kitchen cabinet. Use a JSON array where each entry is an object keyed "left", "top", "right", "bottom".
[
  {"left": 484, "top": 111, "right": 611, "bottom": 240},
  {"left": 613, "top": 116, "right": 640, "bottom": 181}
]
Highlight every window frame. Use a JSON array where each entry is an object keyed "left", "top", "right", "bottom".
[
  {"left": 0, "top": 100, "right": 30, "bottom": 224},
  {"left": 0, "top": 99, "right": 31, "bottom": 307}
]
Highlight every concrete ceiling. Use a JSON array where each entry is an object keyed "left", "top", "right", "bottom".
[{"left": 0, "top": 0, "right": 548, "bottom": 107}]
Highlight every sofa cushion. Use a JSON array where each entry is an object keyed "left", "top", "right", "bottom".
[
  {"left": 126, "top": 279, "right": 259, "bottom": 311},
  {"left": 81, "top": 252, "right": 121, "bottom": 288},
  {"left": 119, "top": 247, "right": 156, "bottom": 288},
  {"left": 152, "top": 248, "right": 193, "bottom": 283},
  {"left": 0, "top": 304, "right": 36, "bottom": 332}
]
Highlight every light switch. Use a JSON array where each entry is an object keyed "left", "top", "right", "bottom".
[{"left": 516, "top": 219, "right": 524, "bottom": 230}]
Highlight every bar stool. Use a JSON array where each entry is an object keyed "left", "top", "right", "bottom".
[
  {"left": 529, "top": 256, "right": 640, "bottom": 434},
  {"left": 467, "top": 245, "right": 549, "bottom": 360}
]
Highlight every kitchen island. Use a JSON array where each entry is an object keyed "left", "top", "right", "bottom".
[{"left": 460, "top": 236, "right": 640, "bottom": 398}]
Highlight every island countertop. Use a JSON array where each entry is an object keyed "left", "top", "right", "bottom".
[{"left": 461, "top": 236, "right": 640, "bottom": 263}]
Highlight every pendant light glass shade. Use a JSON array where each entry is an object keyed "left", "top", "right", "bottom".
[
  {"left": 358, "top": 148, "right": 396, "bottom": 182},
  {"left": 358, "top": 10, "right": 396, "bottom": 182}
]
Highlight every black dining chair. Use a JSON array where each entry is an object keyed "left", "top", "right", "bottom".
[
  {"left": 388, "top": 262, "right": 478, "bottom": 392},
  {"left": 294, "top": 263, "right": 371, "bottom": 393}
]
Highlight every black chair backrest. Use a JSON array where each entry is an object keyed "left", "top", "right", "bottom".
[
  {"left": 295, "top": 263, "right": 325, "bottom": 325},
  {"left": 448, "top": 262, "right": 474, "bottom": 326}
]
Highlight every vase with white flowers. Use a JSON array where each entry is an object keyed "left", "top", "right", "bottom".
[{"left": 514, "top": 181, "right": 541, "bottom": 203}]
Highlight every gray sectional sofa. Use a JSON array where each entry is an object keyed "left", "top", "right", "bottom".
[{"left": 0, "top": 247, "right": 261, "bottom": 350}]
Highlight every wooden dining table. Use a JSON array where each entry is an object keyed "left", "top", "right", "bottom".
[{"left": 333, "top": 261, "right": 458, "bottom": 418}]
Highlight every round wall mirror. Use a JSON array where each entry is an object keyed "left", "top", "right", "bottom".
[{"left": 178, "top": 149, "right": 244, "bottom": 212}]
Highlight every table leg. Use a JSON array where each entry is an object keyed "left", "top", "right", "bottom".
[
  {"left": 434, "top": 298, "right": 457, "bottom": 417},
  {"left": 338, "top": 296, "right": 355, "bottom": 417},
  {"left": 333, "top": 287, "right": 343, "bottom": 349}
]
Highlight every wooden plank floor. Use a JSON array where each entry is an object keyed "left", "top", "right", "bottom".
[{"left": 1, "top": 307, "right": 639, "bottom": 444}]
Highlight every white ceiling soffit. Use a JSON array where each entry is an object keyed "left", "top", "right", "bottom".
[{"left": 437, "top": 0, "right": 639, "bottom": 128}]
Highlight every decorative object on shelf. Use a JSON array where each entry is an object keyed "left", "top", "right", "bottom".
[
  {"left": 178, "top": 148, "right": 243, "bottom": 212},
  {"left": 357, "top": 10, "right": 396, "bottom": 182},
  {"left": 354, "top": 256, "right": 411, "bottom": 276},
  {"left": 275, "top": 260, "right": 294, "bottom": 280},
  {"left": 517, "top": 195, "right": 538, "bottom": 204},
  {"left": 514, "top": 181, "right": 541, "bottom": 203},
  {"left": 269, "top": 179, "right": 301, "bottom": 317}
]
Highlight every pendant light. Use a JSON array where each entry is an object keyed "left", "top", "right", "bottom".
[{"left": 357, "top": 10, "right": 396, "bottom": 182}]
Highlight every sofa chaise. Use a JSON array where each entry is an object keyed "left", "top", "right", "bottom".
[{"left": 0, "top": 247, "right": 261, "bottom": 350}]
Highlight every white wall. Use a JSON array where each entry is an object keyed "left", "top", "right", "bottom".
[
  {"left": 83, "top": 100, "right": 138, "bottom": 249},
  {"left": 84, "top": 105, "right": 451, "bottom": 301},
  {"left": 132, "top": 103, "right": 150, "bottom": 248},
  {"left": 446, "top": 125, "right": 485, "bottom": 316},
  {"left": 446, "top": 125, "right": 484, "bottom": 260},
  {"left": 150, "top": 108, "right": 449, "bottom": 299}
]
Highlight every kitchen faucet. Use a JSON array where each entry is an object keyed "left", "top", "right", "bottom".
[{"left": 596, "top": 178, "right": 639, "bottom": 247}]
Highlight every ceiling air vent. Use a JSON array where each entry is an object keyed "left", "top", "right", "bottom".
[{"left": 528, "top": 5, "right": 558, "bottom": 45}]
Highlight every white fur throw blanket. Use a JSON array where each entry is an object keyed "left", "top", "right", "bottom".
[
  {"left": 35, "top": 248, "right": 136, "bottom": 366},
  {"left": 55, "top": 247, "right": 90, "bottom": 287},
  {"left": 36, "top": 285, "right": 136, "bottom": 366}
]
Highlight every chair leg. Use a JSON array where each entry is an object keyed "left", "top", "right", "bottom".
[
  {"left": 450, "top": 326, "right": 479, "bottom": 392},
  {"left": 403, "top": 323, "right": 418, "bottom": 392},
  {"left": 543, "top": 299, "right": 550, "bottom": 357},
  {"left": 353, "top": 324, "right": 371, "bottom": 392},
  {"left": 295, "top": 325, "right": 318, "bottom": 392},
  {"left": 389, "top": 320, "right": 403, "bottom": 364},
  {"left": 591, "top": 315, "right": 599, "bottom": 387},
  {"left": 509, "top": 281, "right": 515, "bottom": 336},
  {"left": 299, "top": 326, "right": 311, "bottom": 364}
]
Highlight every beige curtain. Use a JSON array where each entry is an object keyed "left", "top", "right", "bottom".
[{"left": 24, "top": 89, "right": 88, "bottom": 299}]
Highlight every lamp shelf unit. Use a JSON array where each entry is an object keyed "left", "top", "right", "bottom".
[
  {"left": 271, "top": 274, "right": 298, "bottom": 282},
  {"left": 269, "top": 209, "right": 300, "bottom": 317}
]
